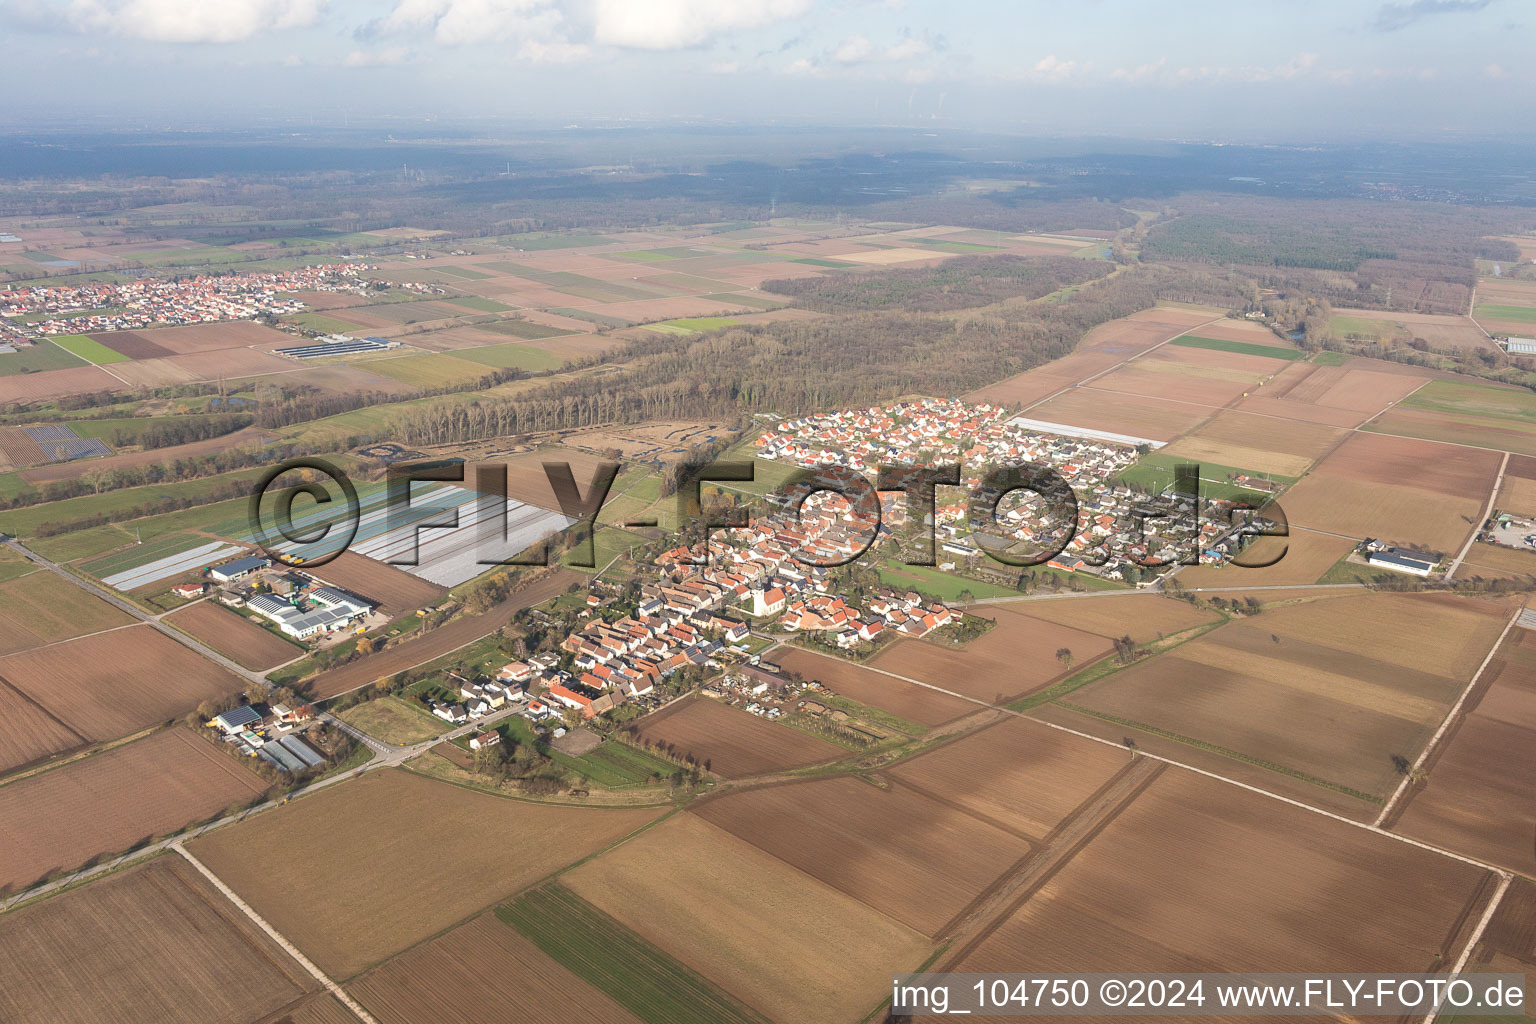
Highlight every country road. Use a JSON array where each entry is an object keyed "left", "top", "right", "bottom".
[{"left": 3, "top": 536, "right": 267, "bottom": 687}]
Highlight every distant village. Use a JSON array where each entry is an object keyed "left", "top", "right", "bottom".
[{"left": 0, "top": 263, "right": 378, "bottom": 340}]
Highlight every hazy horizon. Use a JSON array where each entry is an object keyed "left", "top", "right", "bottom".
[{"left": 2, "top": 0, "right": 1533, "bottom": 142}]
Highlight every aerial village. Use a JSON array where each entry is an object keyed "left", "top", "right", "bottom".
[{"left": 0, "top": 263, "right": 378, "bottom": 341}]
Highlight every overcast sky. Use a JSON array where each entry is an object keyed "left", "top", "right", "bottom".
[{"left": 2, "top": 0, "right": 1530, "bottom": 140}]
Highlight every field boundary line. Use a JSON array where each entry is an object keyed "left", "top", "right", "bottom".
[
  {"left": 775, "top": 638, "right": 1515, "bottom": 876},
  {"left": 1017, "top": 314, "right": 1229, "bottom": 414},
  {"left": 1423, "top": 871, "right": 1512, "bottom": 1024},
  {"left": 1374, "top": 605, "right": 1520, "bottom": 827},
  {"left": 1444, "top": 449, "right": 1509, "bottom": 583},
  {"left": 171, "top": 843, "right": 379, "bottom": 1024}
]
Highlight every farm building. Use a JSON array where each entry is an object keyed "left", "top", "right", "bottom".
[
  {"left": 210, "top": 555, "right": 271, "bottom": 582},
  {"left": 213, "top": 705, "right": 263, "bottom": 735},
  {"left": 247, "top": 588, "right": 374, "bottom": 639},
  {"left": 1502, "top": 336, "right": 1536, "bottom": 356},
  {"left": 1366, "top": 546, "right": 1439, "bottom": 576}
]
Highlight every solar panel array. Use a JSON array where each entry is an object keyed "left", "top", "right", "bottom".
[
  {"left": 24, "top": 424, "right": 79, "bottom": 443},
  {"left": 44, "top": 439, "right": 113, "bottom": 462}
]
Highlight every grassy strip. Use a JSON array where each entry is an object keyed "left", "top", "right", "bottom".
[
  {"left": 497, "top": 884, "right": 773, "bottom": 1024},
  {"left": 1056, "top": 701, "right": 1381, "bottom": 805},
  {"left": 1171, "top": 334, "right": 1304, "bottom": 360},
  {"left": 1008, "top": 616, "right": 1229, "bottom": 712}
]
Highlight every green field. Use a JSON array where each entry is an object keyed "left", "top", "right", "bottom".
[
  {"left": 790, "top": 257, "right": 856, "bottom": 268},
  {"left": 611, "top": 248, "right": 697, "bottom": 262},
  {"left": 0, "top": 466, "right": 272, "bottom": 539},
  {"left": 906, "top": 237, "right": 1004, "bottom": 253},
  {"left": 641, "top": 317, "right": 739, "bottom": 336},
  {"left": 1329, "top": 315, "right": 1399, "bottom": 340},
  {"left": 875, "top": 558, "right": 1021, "bottom": 600},
  {"left": 50, "top": 334, "right": 131, "bottom": 365},
  {"left": 445, "top": 295, "right": 514, "bottom": 313},
  {"left": 1400, "top": 378, "right": 1536, "bottom": 423},
  {"left": 1312, "top": 350, "right": 1351, "bottom": 365},
  {"left": 337, "top": 695, "right": 447, "bottom": 745},
  {"left": 282, "top": 312, "right": 364, "bottom": 334},
  {"left": 453, "top": 342, "right": 566, "bottom": 371},
  {"left": 483, "top": 264, "right": 661, "bottom": 303},
  {"left": 562, "top": 739, "right": 676, "bottom": 787},
  {"left": 479, "top": 318, "right": 572, "bottom": 340},
  {"left": 549, "top": 307, "right": 633, "bottom": 329},
  {"left": 369, "top": 353, "right": 493, "bottom": 388},
  {"left": 432, "top": 265, "right": 492, "bottom": 280},
  {"left": 1116, "top": 452, "right": 1295, "bottom": 502},
  {"left": 0, "top": 340, "right": 88, "bottom": 375},
  {"left": 4, "top": 305, "right": 125, "bottom": 324},
  {"left": 499, "top": 233, "right": 617, "bottom": 251},
  {"left": 1170, "top": 335, "right": 1303, "bottom": 360},
  {"left": 1477, "top": 304, "right": 1536, "bottom": 324},
  {"left": 79, "top": 530, "right": 211, "bottom": 579},
  {"left": 498, "top": 885, "right": 771, "bottom": 1024}
]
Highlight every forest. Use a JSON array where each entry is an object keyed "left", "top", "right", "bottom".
[
  {"left": 386, "top": 261, "right": 1253, "bottom": 447},
  {"left": 760, "top": 254, "right": 1113, "bottom": 313}
]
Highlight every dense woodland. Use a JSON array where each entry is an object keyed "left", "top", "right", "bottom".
[
  {"left": 1141, "top": 195, "right": 1533, "bottom": 315},
  {"left": 760, "top": 254, "right": 1112, "bottom": 313},
  {"left": 387, "top": 262, "right": 1253, "bottom": 447}
]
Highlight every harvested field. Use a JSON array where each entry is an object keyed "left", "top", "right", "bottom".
[
  {"left": 1278, "top": 432, "right": 1499, "bottom": 552},
  {"left": 1162, "top": 410, "right": 1348, "bottom": 477},
  {"left": 629, "top": 696, "right": 842, "bottom": 777},
  {"left": 189, "top": 768, "right": 662, "bottom": 978},
  {"left": 302, "top": 569, "right": 577, "bottom": 699},
  {"left": 1175, "top": 528, "right": 1358, "bottom": 588},
  {"left": 0, "top": 677, "right": 87, "bottom": 775},
  {"left": 938, "top": 770, "right": 1492, "bottom": 982},
  {"left": 350, "top": 913, "right": 640, "bottom": 1024},
  {"left": 997, "top": 594, "right": 1217, "bottom": 645},
  {"left": 165, "top": 601, "right": 300, "bottom": 671},
  {"left": 0, "top": 426, "right": 46, "bottom": 467},
  {"left": 1368, "top": 377, "right": 1536, "bottom": 456},
  {"left": 304, "top": 549, "right": 445, "bottom": 614},
  {"left": 0, "top": 728, "right": 268, "bottom": 892},
  {"left": 18, "top": 424, "right": 275, "bottom": 486},
  {"left": 869, "top": 607, "right": 1114, "bottom": 704},
  {"left": 1085, "top": 364, "right": 1249, "bottom": 407},
  {"left": 1068, "top": 592, "right": 1511, "bottom": 801},
  {"left": 694, "top": 774, "right": 1034, "bottom": 937},
  {"left": 1026, "top": 388, "right": 1211, "bottom": 443},
  {"left": 889, "top": 717, "right": 1131, "bottom": 839},
  {"left": 1236, "top": 363, "right": 1429, "bottom": 426},
  {"left": 0, "top": 569, "right": 135, "bottom": 657},
  {"left": 965, "top": 311, "right": 1220, "bottom": 408},
  {"left": 1459, "top": 541, "right": 1536, "bottom": 581},
  {"left": 0, "top": 856, "right": 316, "bottom": 1024},
  {"left": 564, "top": 812, "right": 932, "bottom": 1024},
  {"left": 1331, "top": 308, "right": 1494, "bottom": 351},
  {"left": 0, "top": 624, "right": 246, "bottom": 745},
  {"left": 0, "top": 365, "right": 123, "bottom": 405},
  {"left": 97, "top": 320, "right": 294, "bottom": 355},
  {"left": 1395, "top": 627, "right": 1536, "bottom": 874},
  {"left": 772, "top": 647, "right": 974, "bottom": 726}
]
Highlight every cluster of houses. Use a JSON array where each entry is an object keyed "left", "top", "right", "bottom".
[
  {"left": 0, "top": 264, "right": 376, "bottom": 336},
  {"left": 209, "top": 702, "right": 324, "bottom": 772},
  {"left": 754, "top": 397, "right": 1266, "bottom": 583}
]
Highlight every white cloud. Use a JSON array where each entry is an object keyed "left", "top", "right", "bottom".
[
  {"left": 342, "top": 46, "right": 408, "bottom": 67},
  {"left": 591, "top": 0, "right": 811, "bottom": 50},
  {"left": 1030, "top": 54, "right": 1080, "bottom": 82},
  {"left": 829, "top": 29, "right": 932, "bottom": 65},
  {"left": 371, "top": 0, "right": 584, "bottom": 60},
  {"left": 1484, "top": 62, "right": 1510, "bottom": 79},
  {"left": 832, "top": 34, "right": 873, "bottom": 64},
  {"left": 63, "top": 0, "right": 324, "bottom": 42}
]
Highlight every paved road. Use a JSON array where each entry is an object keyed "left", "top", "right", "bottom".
[
  {"left": 3, "top": 537, "right": 267, "bottom": 688},
  {"left": 1444, "top": 450, "right": 1509, "bottom": 583},
  {"left": 172, "top": 843, "right": 379, "bottom": 1024}
]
